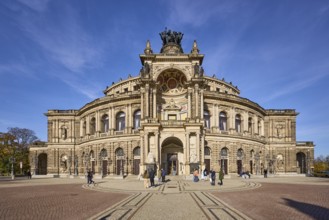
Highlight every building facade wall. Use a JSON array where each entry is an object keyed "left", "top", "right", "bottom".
[{"left": 29, "top": 33, "right": 314, "bottom": 177}]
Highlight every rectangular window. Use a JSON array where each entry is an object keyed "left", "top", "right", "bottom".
[{"left": 168, "top": 114, "right": 177, "bottom": 120}]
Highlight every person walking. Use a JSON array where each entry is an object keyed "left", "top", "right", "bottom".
[
  {"left": 218, "top": 169, "right": 224, "bottom": 186},
  {"left": 211, "top": 169, "right": 216, "bottom": 186},
  {"left": 88, "top": 170, "right": 95, "bottom": 186},
  {"left": 161, "top": 168, "right": 166, "bottom": 182},
  {"left": 193, "top": 169, "right": 199, "bottom": 182},
  {"left": 264, "top": 168, "right": 268, "bottom": 178}
]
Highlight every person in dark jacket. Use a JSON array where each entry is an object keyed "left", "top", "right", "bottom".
[
  {"left": 149, "top": 169, "right": 155, "bottom": 187},
  {"left": 161, "top": 168, "right": 166, "bottom": 182}
]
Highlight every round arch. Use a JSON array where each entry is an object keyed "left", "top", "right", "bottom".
[{"left": 161, "top": 137, "right": 184, "bottom": 176}]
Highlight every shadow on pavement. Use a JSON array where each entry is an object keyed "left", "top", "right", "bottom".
[{"left": 283, "top": 198, "right": 329, "bottom": 219}]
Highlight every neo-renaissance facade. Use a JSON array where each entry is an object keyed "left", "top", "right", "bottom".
[{"left": 29, "top": 30, "right": 314, "bottom": 177}]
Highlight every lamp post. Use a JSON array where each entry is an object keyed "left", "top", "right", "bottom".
[
  {"left": 254, "top": 153, "right": 260, "bottom": 175},
  {"left": 68, "top": 156, "right": 72, "bottom": 175},
  {"left": 266, "top": 154, "right": 270, "bottom": 170},
  {"left": 84, "top": 153, "right": 90, "bottom": 178},
  {"left": 99, "top": 152, "right": 105, "bottom": 178},
  {"left": 10, "top": 156, "right": 15, "bottom": 180},
  {"left": 74, "top": 156, "right": 78, "bottom": 176}
]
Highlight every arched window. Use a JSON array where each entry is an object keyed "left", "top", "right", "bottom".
[
  {"left": 221, "top": 148, "right": 228, "bottom": 157},
  {"left": 248, "top": 117, "right": 253, "bottom": 133},
  {"left": 237, "top": 148, "right": 244, "bottom": 158},
  {"left": 99, "top": 148, "right": 108, "bottom": 158},
  {"left": 83, "top": 121, "right": 86, "bottom": 136},
  {"left": 90, "top": 117, "right": 96, "bottom": 135},
  {"left": 116, "top": 112, "right": 126, "bottom": 131},
  {"left": 133, "top": 147, "right": 141, "bottom": 156},
  {"left": 204, "top": 147, "right": 211, "bottom": 156},
  {"left": 235, "top": 114, "right": 241, "bottom": 133},
  {"left": 101, "top": 114, "right": 109, "bottom": 133},
  {"left": 116, "top": 148, "right": 124, "bottom": 156},
  {"left": 133, "top": 110, "right": 141, "bottom": 129},
  {"left": 204, "top": 110, "right": 210, "bottom": 129},
  {"left": 258, "top": 119, "right": 262, "bottom": 135},
  {"left": 219, "top": 112, "right": 227, "bottom": 131}
]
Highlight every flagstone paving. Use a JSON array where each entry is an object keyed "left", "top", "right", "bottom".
[{"left": 0, "top": 175, "right": 328, "bottom": 220}]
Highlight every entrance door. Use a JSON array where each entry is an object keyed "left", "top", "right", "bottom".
[
  {"left": 220, "top": 159, "right": 228, "bottom": 174},
  {"left": 250, "top": 160, "right": 253, "bottom": 174},
  {"left": 133, "top": 159, "right": 140, "bottom": 175},
  {"left": 237, "top": 160, "right": 242, "bottom": 174},
  {"left": 116, "top": 159, "right": 124, "bottom": 175},
  {"left": 102, "top": 160, "right": 108, "bottom": 176},
  {"left": 204, "top": 159, "right": 210, "bottom": 172},
  {"left": 38, "top": 153, "right": 47, "bottom": 175},
  {"left": 91, "top": 161, "right": 95, "bottom": 173},
  {"left": 167, "top": 153, "right": 178, "bottom": 175}
]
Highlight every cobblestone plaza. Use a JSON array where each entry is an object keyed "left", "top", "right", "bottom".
[{"left": 1, "top": 175, "right": 328, "bottom": 220}]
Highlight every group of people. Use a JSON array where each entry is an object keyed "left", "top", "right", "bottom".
[
  {"left": 194, "top": 168, "right": 224, "bottom": 186},
  {"left": 142, "top": 168, "right": 166, "bottom": 188}
]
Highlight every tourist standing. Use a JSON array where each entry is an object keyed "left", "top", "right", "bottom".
[
  {"left": 161, "top": 168, "right": 166, "bottom": 182},
  {"left": 143, "top": 170, "right": 149, "bottom": 188},
  {"left": 193, "top": 169, "right": 199, "bottom": 182},
  {"left": 211, "top": 169, "right": 216, "bottom": 186},
  {"left": 149, "top": 169, "right": 155, "bottom": 187},
  {"left": 27, "top": 170, "right": 32, "bottom": 179},
  {"left": 218, "top": 169, "right": 224, "bottom": 186},
  {"left": 157, "top": 169, "right": 161, "bottom": 185},
  {"left": 264, "top": 168, "right": 268, "bottom": 178}
]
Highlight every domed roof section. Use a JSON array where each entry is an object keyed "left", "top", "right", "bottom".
[{"left": 159, "top": 28, "right": 184, "bottom": 54}]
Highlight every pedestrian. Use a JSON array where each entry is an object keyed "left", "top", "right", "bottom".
[
  {"left": 143, "top": 170, "right": 149, "bottom": 188},
  {"left": 27, "top": 170, "right": 32, "bottom": 179},
  {"left": 157, "top": 169, "right": 161, "bottom": 185},
  {"left": 161, "top": 168, "right": 166, "bottom": 182},
  {"left": 209, "top": 169, "right": 216, "bottom": 186},
  {"left": 218, "top": 169, "right": 224, "bottom": 186},
  {"left": 193, "top": 169, "right": 199, "bottom": 182},
  {"left": 87, "top": 170, "right": 95, "bottom": 186},
  {"left": 203, "top": 168, "right": 208, "bottom": 181},
  {"left": 149, "top": 169, "right": 155, "bottom": 187},
  {"left": 264, "top": 168, "right": 268, "bottom": 178}
]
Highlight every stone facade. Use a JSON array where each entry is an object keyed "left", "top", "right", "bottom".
[{"left": 29, "top": 30, "right": 314, "bottom": 177}]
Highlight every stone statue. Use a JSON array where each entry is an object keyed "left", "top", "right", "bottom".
[
  {"left": 147, "top": 152, "right": 155, "bottom": 163},
  {"left": 159, "top": 28, "right": 184, "bottom": 46}
]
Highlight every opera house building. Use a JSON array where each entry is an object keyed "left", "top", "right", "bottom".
[{"left": 29, "top": 30, "right": 314, "bottom": 178}]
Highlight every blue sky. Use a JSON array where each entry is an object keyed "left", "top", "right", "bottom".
[{"left": 0, "top": 0, "right": 328, "bottom": 157}]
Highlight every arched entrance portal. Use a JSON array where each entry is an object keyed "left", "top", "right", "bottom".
[{"left": 161, "top": 137, "right": 184, "bottom": 176}]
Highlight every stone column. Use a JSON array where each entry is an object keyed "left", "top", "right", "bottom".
[
  {"left": 153, "top": 89, "right": 157, "bottom": 119},
  {"left": 145, "top": 85, "right": 149, "bottom": 118},
  {"left": 200, "top": 89, "right": 204, "bottom": 118},
  {"left": 195, "top": 84, "right": 199, "bottom": 118},
  {"left": 188, "top": 88, "right": 192, "bottom": 118}
]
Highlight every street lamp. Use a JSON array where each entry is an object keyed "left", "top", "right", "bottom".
[
  {"left": 74, "top": 156, "right": 78, "bottom": 176},
  {"left": 68, "top": 156, "right": 72, "bottom": 175},
  {"left": 10, "top": 156, "right": 15, "bottom": 180},
  {"left": 99, "top": 150, "right": 107, "bottom": 178},
  {"left": 84, "top": 153, "right": 90, "bottom": 177},
  {"left": 254, "top": 153, "right": 260, "bottom": 175}
]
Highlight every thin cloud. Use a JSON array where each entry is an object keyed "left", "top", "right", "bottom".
[
  {"left": 17, "top": 0, "right": 50, "bottom": 12},
  {"left": 263, "top": 65, "right": 329, "bottom": 102},
  {"left": 165, "top": 0, "right": 243, "bottom": 27}
]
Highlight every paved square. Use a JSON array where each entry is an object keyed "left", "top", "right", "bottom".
[{"left": 1, "top": 176, "right": 328, "bottom": 219}]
